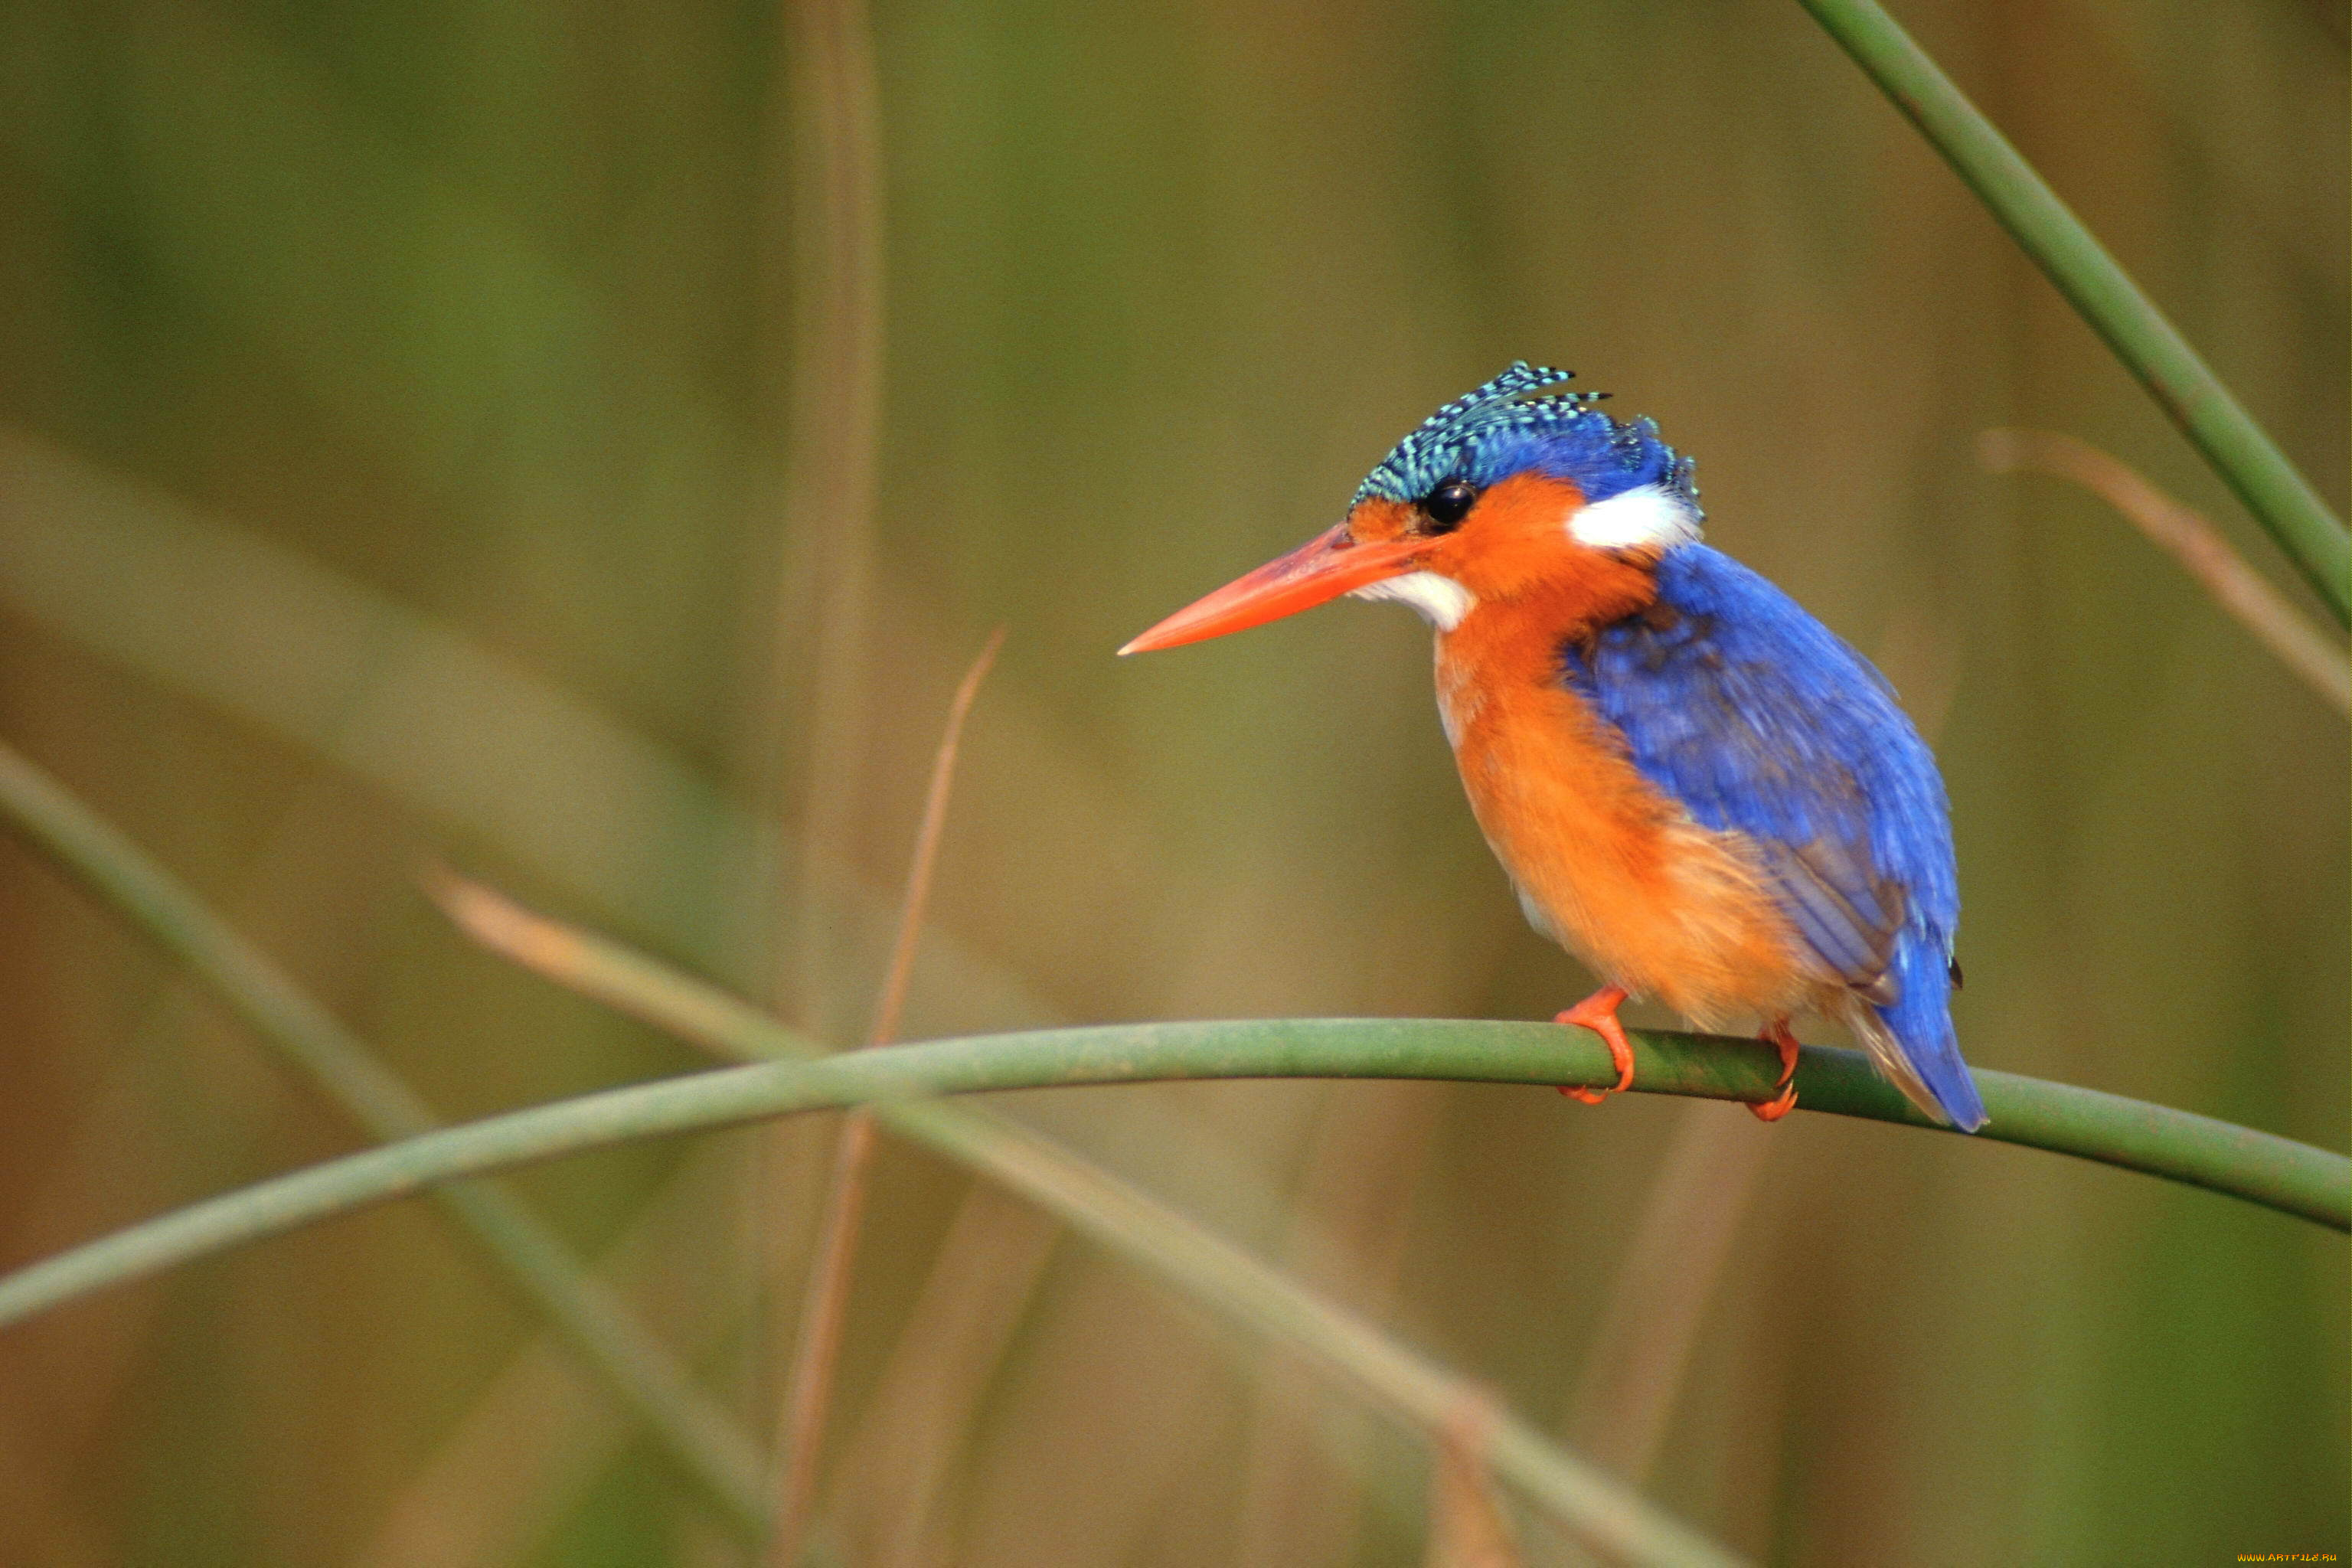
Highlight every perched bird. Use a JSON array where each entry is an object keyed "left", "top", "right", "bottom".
[{"left": 1121, "top": 363, "right": 1986, "bottom": 1130}]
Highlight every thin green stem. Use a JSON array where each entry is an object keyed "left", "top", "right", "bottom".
[
  {"left": 428, "top": 879, "right": 1740, "bottom": 1564},
  {"left": 0, "top": 743, "right": 769, "bottom": 1533},
  {"left": 6, "top": 1017, "right": 2344, "bottom": 1550},
  {"left": 430, "top": 878, "right": 2347, "bottom": 1230},
  {"left": 0, "top": 1029, "right": 1763, "bottom": 1568},
  {"left": 1797, "top": 0, "right": 2350, "bottom": 624}
]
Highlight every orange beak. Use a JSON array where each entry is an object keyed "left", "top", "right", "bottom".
[{"left": 1118, "top": 525, "right": 1426, "bottom": 655}]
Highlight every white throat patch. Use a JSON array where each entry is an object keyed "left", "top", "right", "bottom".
[
  {"left": 1566, "top": 482, "right": 1701, "bottom": 551},
  {"left": 1348, "top": 570, "right": 1475, "bottom": 631}
]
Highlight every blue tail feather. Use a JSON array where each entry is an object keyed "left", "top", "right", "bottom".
[{"left": 1872, "top": 939, "right": 1986, "bottom": 1131}]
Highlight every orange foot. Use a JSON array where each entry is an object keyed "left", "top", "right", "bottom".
[
  {"left": 1554, "top": 986, "right": 1635, "bottom": 1105},
  {"left": 1751, "top": 1021, "right": 1802, "bottom": 1122}
]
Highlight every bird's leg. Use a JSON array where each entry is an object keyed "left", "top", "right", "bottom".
[
  {"left": 1751, "top": 1021, "right": 1801, "bottom": 1122},
  {"left": 1554, "top": 986, "right": 1635, "bottom": 1104}
]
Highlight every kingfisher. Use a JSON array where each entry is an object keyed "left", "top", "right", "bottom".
[{"left": 1121, "top": 364, "right": 1987, "bottom": 1130}]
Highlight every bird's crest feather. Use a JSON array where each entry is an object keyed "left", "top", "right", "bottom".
[{"left": 1354, "top": 361, "right": 1699, "bottom": 518}]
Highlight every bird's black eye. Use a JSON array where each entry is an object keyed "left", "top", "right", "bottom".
[{"left": 1419, "top": 479, "right": 1480, "bottom": 532}]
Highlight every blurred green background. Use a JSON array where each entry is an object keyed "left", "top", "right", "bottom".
[{"left": 0, "top": 1, "right": 2344, "bottom": 1563}]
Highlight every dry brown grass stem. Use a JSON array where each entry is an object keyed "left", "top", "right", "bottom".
[
  {"left": 864, "top": 628, "right": 1007, "bottom": 1050},
  {"left": 765, "top": 629, "right": 1004, "bottom": 1567},
  {"left": 751, "top": 14, "right": 889, "bottom": 1540},
  {"left": 428, "top": 871, "right": 760, "bottom": 1047},
  {"left": 766, "top": 1112, "right": 877, "bottom": 1566},
  {"left": 759, "top": 0, "right": 890, "bottom": 1038},
  {"left": 1979, "top": 429, "right": 2350, "bottom": 714},
  {"left": 827, "top": 1184, "right": 1061, "bottom": 1564}
]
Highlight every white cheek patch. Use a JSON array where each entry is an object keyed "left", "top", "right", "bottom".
[
  {"left": 1348, "top": 570, "right": 1477, "bottom": 631},
  {"left": 1566, "top": 482, "right": 1701, "bottom": 551}
]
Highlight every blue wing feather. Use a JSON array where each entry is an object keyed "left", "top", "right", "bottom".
[{"left": 1560, "top": 545, "right": 1987, "bottom": 1130}]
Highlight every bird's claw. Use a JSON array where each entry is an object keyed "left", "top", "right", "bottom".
[
  {"left": 1554, "top": 986, "right": 1635, "bottom": 1103},
  {"left": 1749, "top": 1021, "right": 1802, "bottom": 1122}
]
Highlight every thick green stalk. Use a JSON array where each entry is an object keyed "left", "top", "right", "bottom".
[
  {"left": 0, "top": 744, "right": 770, "bottom": 1532},
  {"left": 1797, "top": 0, "right": 2350, "bottom": 624}
]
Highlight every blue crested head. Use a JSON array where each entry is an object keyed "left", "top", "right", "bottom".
[{"left": 1352, "top": 362, "right": 1700, "bottom": 518}]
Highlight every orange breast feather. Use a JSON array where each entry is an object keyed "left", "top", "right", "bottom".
[{"left": 1436, "top": 590, "right": 1822, "bottom": 1031}]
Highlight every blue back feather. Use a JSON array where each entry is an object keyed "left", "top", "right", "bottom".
[{"left": 1559, "top": 545, "right": 1987, "bottom": 1130}]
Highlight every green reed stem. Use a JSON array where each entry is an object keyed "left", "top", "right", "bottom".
[
  {"left": 0, "top": 1027, "right": 1764, "bottom": 1568},
  {"left": 1, "top": 1017, "right": 2341, "bottom": 1553},
  {"left": 426, "top": 878, "right": 1743, "bottom": 1564},
  {"left": 1797, "top": 0, "right": 2350, "bottom": 624},
  {"left": 0, "top": 743, "right": 769, "bottom": 1533},
  {"left": 9, "top": 1021, "right": 2335, "bottom": 1351},
  {"left": 434, "top": 884, "right": 2344, "bottom": 1233}
]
